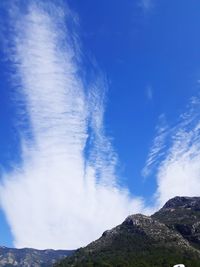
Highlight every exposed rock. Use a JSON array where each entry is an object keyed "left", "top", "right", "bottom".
[
  {"left": 56, "top": 196, "right": 200, "bottom": 267},
  {"left": 152, "top": 196, "right": 200, "bottom": 249},
  {"left": 161, "top": 197, "right": 200, "bottom": 210},
  {"left": 0, "top": 247, "right": 74, "bottom": 267}
]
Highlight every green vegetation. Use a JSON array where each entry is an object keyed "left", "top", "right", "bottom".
[
  {"left": 56, "top": 197, "right": 200, "bottom": 267},
  {"left": 56, "top": 245, "right": 200, "bottom": 267}
]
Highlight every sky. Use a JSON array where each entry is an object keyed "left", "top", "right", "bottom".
[{"left": 0, "top": 0, "right": 200, "bottom": 249}]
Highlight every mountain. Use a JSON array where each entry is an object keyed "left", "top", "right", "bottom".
[
  {"left": 152, "top": 196, "right": 200, "bottom": 250},
  {"left": 56, "top": 196, "right": 200, "bottom": 267},
  {"left": 0, "top": 247, "right": 74, "bottom": 267}
]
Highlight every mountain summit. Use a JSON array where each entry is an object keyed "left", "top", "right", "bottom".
[
  {"left": 56, "top": 196, "right": 200, "bottom": 267},
  {"left": 152, "top": 196, "right": 200, "bottom": 251},
  {"left": 158, "top": 196, "right": 200, "bottom": 210}
]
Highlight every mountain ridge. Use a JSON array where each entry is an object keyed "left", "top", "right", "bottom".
[
  {"left": 1, "top": 196, "right": 200, "bottom": 267},
  {"left": 0, "top": 246, "right": 74, "bottom": 267},
  {"left": 56, "top": 196, "right": 200, "bottom": 267}
]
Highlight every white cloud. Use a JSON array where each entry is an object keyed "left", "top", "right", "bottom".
[
  {"left": 145, "top": 97, "right": 200, "bottom": 206},
  {"left": 142, "top": 114, "right": 168, "bottom": 177},
  {"left": 0, "top": 1, "right": 145, "bottom": 249},
  {"left": 140, "top": 0, "right": 153, "bottom": 11},
  {"left": 146, "top": 85, "right": 153, "bottom": 101}
]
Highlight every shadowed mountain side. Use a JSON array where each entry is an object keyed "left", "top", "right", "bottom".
[{"left": 152, "top": 196, "right": 200, "bottom": 250}]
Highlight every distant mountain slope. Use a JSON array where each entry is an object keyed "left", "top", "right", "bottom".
[
  {"left": 56, "top": 197, "right": 200, "bottom": 267},
  {"left": 0, "top": 247, "right": 74, "bottom": 267}
]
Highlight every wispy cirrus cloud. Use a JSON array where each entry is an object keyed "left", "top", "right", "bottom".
[
  {"left": 0, "top": 0, "right": 145, "bottom": 249},
  {"left": 142, "top": 114, "right": 168, "bottom": 177},
  {"left": 139, "top": 0, "right": 153, "bottom": 12},
  {"left": 144, "top": 96, "right": 200, "bottom": 206},
  {"left": 146, "top": 85, "right": 153, "bottom": 101}
]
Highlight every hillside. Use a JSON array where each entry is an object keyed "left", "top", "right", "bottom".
[
  {"left": 0, "top": 247, "right": 74, "bottom": 267},
  {"left": 152, "top": 196, "right": 200, "bottom": 250},
  {"left": 56, "top": 197, "right": 200, "bottom": 267}
]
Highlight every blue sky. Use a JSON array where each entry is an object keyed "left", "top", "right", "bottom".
[
  {"left": 1, "top": 0, "right": 200, "bottom": 249},
  {"left": 68, "top": 0, "right": 200, "bottom": 194}
]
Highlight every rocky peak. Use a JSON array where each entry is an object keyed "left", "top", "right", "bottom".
[
  {"left": 123, "top": 214, "right": 189, "bottom": 245},
  {"left": 162, "top": 196, "right": 200, "bottom": 210},
  {"left": 152, "top": 196, "right": 200, "bottom": 251},
  {"left": 124, "top": 214, "right": 153, "bottom": 226},
  {"left": 101, "top": 214, "right": 155, "bottom": 240},
  {"left": 57, "top": 197, "right": 200, "bottom": 267}
]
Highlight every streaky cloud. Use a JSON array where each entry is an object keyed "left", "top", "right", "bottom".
[
  {"left": 139, "top": 0, "right": 153, "bottom": 12},
  {"left": 142, "top": 114, "right": 168, "bottom": 177},
  {"left": 0, "top": 0, "right": 145, "bottom": 249},
  {"left": 144, "top": 96, "right": 200, "bottom": 206}
]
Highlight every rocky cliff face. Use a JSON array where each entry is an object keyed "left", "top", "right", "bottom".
[
  {"left": 152, "top": 196, "right": 200, "bottom": 250},
  {"left": 56, "top": 196, "right": 200, "bottom": 267},
  {"left": 0, "top": 247, "right": 74, "bottom": 267}
]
